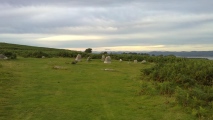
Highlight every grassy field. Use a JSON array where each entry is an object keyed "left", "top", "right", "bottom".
[{"left": 0, "top": 57, "right": 196, "bottom": 120}]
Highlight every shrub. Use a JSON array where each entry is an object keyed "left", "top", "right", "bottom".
[
  {"left": 141, "top": 58, "right": 213, "bottom": 119},
  {"left": 71, "top": 61, "right": 78, "bottom": 64},
  {"left": 3, "top": 51, "right": 17, "bottom": 59},
  {"left": 140, "top": 82, "right": 158, "bottom": 95},
  {"left": 32, "top": 51, "right": 48, "bottom": 58},
  {"left": 156, "top": 82, "right": 175, "bottom": 96}
]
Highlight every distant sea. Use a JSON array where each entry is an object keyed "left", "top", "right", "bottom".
[{"left": 185, "top": 57, "right": 213, "bottom": 60}]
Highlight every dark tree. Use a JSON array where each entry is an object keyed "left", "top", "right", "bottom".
[
  {"left": 101, "top": 51, "right": 107, "bottom": 54},
  {"left": 85, "top": 48, "right": 92, "bottom": 53}
]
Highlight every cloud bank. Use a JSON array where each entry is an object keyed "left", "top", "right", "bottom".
[{"left": 0, "top": 0, "right": 213, "bottom": 51}]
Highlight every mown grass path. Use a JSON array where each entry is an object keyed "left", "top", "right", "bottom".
[{"left": 0, "top": 58, "right": 195, "bottom": 120}]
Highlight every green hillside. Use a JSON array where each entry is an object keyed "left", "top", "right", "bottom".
[
  {"left": 0, "top": 42, "right": 65, "bottom": 51},
  {"left": 0, "top": 42, "right": 83, "bottom": 58}
]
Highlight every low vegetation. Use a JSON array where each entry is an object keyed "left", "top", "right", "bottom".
[{"left": 141, "top": 59, "right": 213, "bottom": 119}]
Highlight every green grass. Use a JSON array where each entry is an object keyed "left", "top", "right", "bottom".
[{"left": 0, "top": 58, "right": 196, "bottom": 120}]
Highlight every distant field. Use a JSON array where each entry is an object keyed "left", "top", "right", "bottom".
[{"left": 0, "top": 57, "right": 196, "bottom": 120}]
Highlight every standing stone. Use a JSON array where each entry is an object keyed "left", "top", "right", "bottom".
[
  {"left": 0, "top": 54, "right": 7, "bottom": 60},
  {"left": 104, "top": 56, "right": 111, "bottom": 63},
  {"left": 141, "top": 60, "right": 146, "bottom": 63},
  {"left": 101, "top": 55, "right": 105, "bottom": 61},
  {"left": 75, "top": 54, "right": 82, "bottom": 62},
  {"left": 87, "top": 56, "right": 91, "bottom": 62},
  {"left": 134, "top": 60, "right": 138, "bottom": 63}
]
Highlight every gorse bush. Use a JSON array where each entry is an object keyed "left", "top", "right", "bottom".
[
  {"left": 142, "top": 59, "right": 213, "bottom": 86},
  {"left": 141, "top": 59, "right": 213, "bottom": 119},
  {"left": 32, "top": 51, "right": 48, "bottom": 58},
  {"left": 2, "top": 51, "right": 17, "bottom": 59},
  {"left": 156, "top": 81, "right": 176, "bottom": 95},
  {"left": 175, "top": 86, "right": 213, "bottom": 108},
  {"left": 175, "top": 86, "right": 213, "bottom": 119}
]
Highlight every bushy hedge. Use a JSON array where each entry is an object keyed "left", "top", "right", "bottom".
[
  {"left": 1, "top": 51, "right": 17, "bottom": 59},
  {"left": 142, "top": 59, "right": 213, "bottom": 86},
  {"left": 141, "top": 59, "right": 213, "bottom": 119}
]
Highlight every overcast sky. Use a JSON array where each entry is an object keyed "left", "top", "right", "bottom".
[{"left": 0, "top": 0, "right": 213, "bottom": 51}]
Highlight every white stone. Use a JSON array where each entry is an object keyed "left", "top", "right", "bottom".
[
  {"left": 141, "top": 60, "right": 147, "bottom": 63},
  {"left": 75, "top": 54, "right": 82, "bottom": 62},
  {"left": 87, "top": 56, "right": 91, "bottom": 62},
  {"left": 134, "top": 60, "right": 138, "bottom": 63},
  {"left": 101, "top": 55, "right": 105, "bottom": 61},
  {"left": 104, "top": 56, "right": 111, "bottom": 63},
  {"left": 0, "top": 54, "right": 7, "bottom": 59}
]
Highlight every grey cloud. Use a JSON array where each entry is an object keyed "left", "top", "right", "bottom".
[
  {"left": 1, "top": 0, "right": 212, "bottom": 12},
  {"left": 0, "top": 0, "right": 213, "bottom": 51},
  {"left": 1, "top": 4, "right": 212, "bottom": 34}
]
